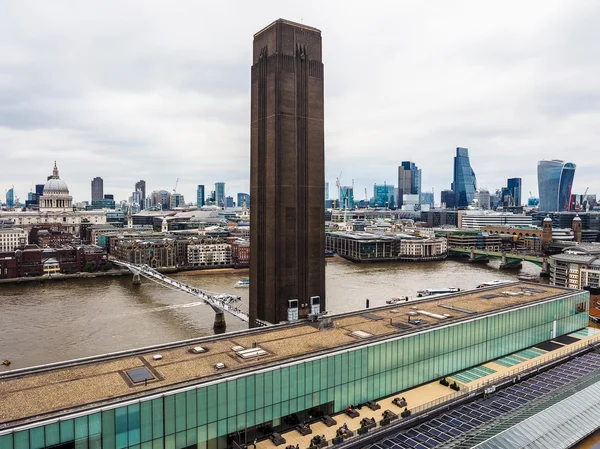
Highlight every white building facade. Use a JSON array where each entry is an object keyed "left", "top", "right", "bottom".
[{"left": 0, "top": 228, "right": 28, "bottom": 252}]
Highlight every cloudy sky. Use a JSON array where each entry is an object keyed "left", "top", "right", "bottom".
[{"left": 1, "top": 0, "right": 598, "bottom": 205}]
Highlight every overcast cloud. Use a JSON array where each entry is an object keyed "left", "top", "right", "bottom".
[{"left": 1, "top": 0, "right": 599, "bottom": 205}]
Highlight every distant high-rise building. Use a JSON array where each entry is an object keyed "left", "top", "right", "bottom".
[
  {"left": 6, "top": 187, "right": 15, "bottom": 208},
  {"left": 170, "top": 193, "right": 185, "bottom": 209},
  {"left": 151, "top": 190, "right": 171, "bottom": 210},
  {"left": 421, "top": 191, "right": 434, "bottom": 208},
  {"left": 537, "top": 160, "right": 576, "bottom": 212},
  {"left": 474, "top": 188, "right": 490, "bottom": 210},
  {"left": 215, "top": 182, "right": 225, "bottom": 208},
  {"left": 507, "top": 178, "right": 522, "bottom": 207},
  {"left": 452, "top": 147, "right": 477, "bottom": 207},
  {"left": 339, "top": 186, "right": 354, "bottom": 209},
  {"left": 374, "top": 183, "right": 395, "bottom": 208},
  {"left": 237, "top": 193, "right": 250, "bottom": 209},
  {"left": 397, "top": 161, "right": 421, "bottom": 208},
  {"left": 225, "top": 196, "right": 234, "bottom": 208},
  {"left": 441, "top": 190, "right": 456, "bottom": 209},
  {"left": 197, "top": 185, "right": 205, "bottom": 208},
  {"left": 91, "top": 177, "right": 103, "bottom": 202},
  {"left": 325, "top": 182, "right": 329, "bottom": 201},
  {"left": 135, "top": 180, "right": 146, "bottom": 210},
  {"left": 250, "top": 19, "right": 325, "bottom": 326}
]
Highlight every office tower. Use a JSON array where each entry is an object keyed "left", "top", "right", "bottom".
[
  {"left": 339, "top": 186, "right": 354, "bottom": 209},
  {"left": 237, "top": 193, "right": 250, "bottom": 209},
  {"left": 225, "top": 196, "right": 234, "bottom": 208},
  {"left": 537, "top": 160, "right": 576, "bottom": 212},
  {"left": 452, "top": 147, "right": 477, "bottom": 207},
  {"left": 6, "top": 187, "right": 15, "bottom": 208},
  {"left": 197, "top": 185, "right": 205, "bottom": 208},
  {"left": 91, "top": 177, "right": 103, "bottom": 202},
  {"left": 325, "top": 182, "right": 329, "bottom": 201},
  {"left": 474, "top": 188, "right": 490, "bottom": 210},
  {"left": 421, "top": 191, "right": 434, "bottom": 208},
  {"left": 170, "top": 193, "right": 185, "bottom": 209},
  {"left": 507, "top": 178, "right": 522, "bottom": 207},
  {"left": 250, "top": 19, "right": 325, "bottom": 325},
  {"left": 215, "top": 182, "right": 225, "bottom": 208},
  {"left": 135, "top": 180, "right": 146, "bottom": 210},
  {"left": 374, "top": 183, "right": 395, "bottom": 208},
  {"left": 441, "top": 190, "right": 456, "bottom": 208},
  {"left": 397, "top": 161, "right": 421, "bottom": 208}
]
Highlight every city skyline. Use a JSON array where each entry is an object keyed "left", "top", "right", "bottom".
[{"left": 1, "top": 1, "right": 599, "bottom": 203}]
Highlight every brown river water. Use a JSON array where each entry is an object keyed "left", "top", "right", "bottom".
[{"left": 0, "top": 257, "right": 540, "bottom": 370}]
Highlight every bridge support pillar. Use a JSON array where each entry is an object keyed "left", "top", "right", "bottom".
[
  {"left": 499, "top": 252, "right": 522, "bottom": 270},
  {"left": 213, "top": 311, "right": 226, "bottom": 333},
  {"left": 540, "top": 257, "right": 550, "bottom": 277},
  {"left": 132, "top": 274, "right": 141, "bottom": 285}
]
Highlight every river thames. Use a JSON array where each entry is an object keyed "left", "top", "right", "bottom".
[{"left": 0, "top": 257, "right": 541, "bottom": 370}]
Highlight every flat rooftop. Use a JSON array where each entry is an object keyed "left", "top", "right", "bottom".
[{"left": 0, "top": 282, "right": 576, "bottom": 429}]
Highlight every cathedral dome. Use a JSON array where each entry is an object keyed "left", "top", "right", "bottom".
[{"left": 43, "top": 162, "right": 70, "bottom": 195}]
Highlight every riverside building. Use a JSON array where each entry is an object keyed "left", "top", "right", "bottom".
[
  {"left": 326, "top": 231, "right": 447, "bottom": 262},
  {"left": 0, "top": 283, "right": 590, "bottom": 449}
]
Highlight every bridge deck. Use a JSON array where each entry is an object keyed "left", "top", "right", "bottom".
[{"left": 0, "top": 282, "right": 574, "bottom": 429}]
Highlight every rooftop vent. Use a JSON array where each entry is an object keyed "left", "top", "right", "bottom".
[
  {"left": 152, "top": 354, "right": 163, "bottom": 361},
  {"left": 236, "top": 347, "right": 268, "bottom": 359},
  {"left": 350, "top": 330, "right": 373, "bottom": 339},
  {"left": 215, "top": 362, "right": 226, "bottom": 370},
  {"left": 191, "top": 346, "right": 206, "bottom": 354},
  {"left": 231, "top": 346, "right": 245, "bottom": 352}
]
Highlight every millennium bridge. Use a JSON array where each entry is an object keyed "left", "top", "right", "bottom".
[{"left": 111, "top": 260, "right": 269, "bottom": 330}]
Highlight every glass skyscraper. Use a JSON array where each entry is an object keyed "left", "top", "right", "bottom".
[
  {"left": 339, "top": 186, "right": 354, "bottom": 209},
  {"left": 6, "top": 187, "right": 14, "bottom": 208},
  {"left": 373, "top": 184, "right": 395, "bottom": 208},
  {"left": 397, "top": 161, "right": 421, "bottom": 208},
  {"left": 537, "top": 160, "right": 576, "bottom": 212},
  {"left": 197, "top": 185, "right": 205, "bottom": 208},
  {"left": 215, "top": 183, "right": 225, "bottom": 208},
  {"left": 452, "top": 147, "right": 477, "bottom": 208}
]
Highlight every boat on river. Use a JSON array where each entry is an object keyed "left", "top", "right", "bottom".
[{"left": 234, "top": 279, "right": 250, "bottom": 288}]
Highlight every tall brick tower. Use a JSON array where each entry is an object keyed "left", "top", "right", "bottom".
[{"left": 250, "top": 19, "right": 326, "bottom": 326}]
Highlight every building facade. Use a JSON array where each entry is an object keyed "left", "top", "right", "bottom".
[
  {"left": 135, "top": 181, "right": 146, "bottom": 210},
  {"left": 197, "top": 185, "right": 205, "bottom": 208},
  {"left": 250, "top": 19, "right": 326, "bottom": 325},
  {"left": 474, "top": 188, "right": 490, "bottom": 210},
  {"left": 440, "top": 190, "right": 456, "bottom": 209},
  {"left": 339, "top": 186, "right": 354, "bottom": 209},
  {"left": 237, "top": 193, "right": 250, "bottom": 209},
  {"left": 215, "top": 183, "right": 225, "bottom": 208},
  {"left": 187, "top": 243, "right": 232, "bottom": 267},
  {"left": 452, "top": 147, "right": 477, "bottom": 208},
  {"left": 0, "top": 284, "right": 588, "bottom": 449},
  {"left": 0, "top": 227, "right": 28, "bottom": 252},
  {"left": 326, "top": 232, "right": 447, "bottom": 262},
  {"left": 459, "top": 211, "right": 532, "bottom": 229},
  {"left": 5, "top": 187, "right": 15, "bottom": 209},
  {"left": 373, "top": 184, "right": 394, "bottom": 208},
  {"left": 506, "top": 177, "right": 522, "bottom": 207},
  {"left": 397, "top": 161, "right": 421, "bottom": 208},
  {"left": 91, "top": 177, "right": 104, "bottom": 202},
  {"left": 537, "top": 160, "right": 576, "bottom": 212},
  {"left": 551, "top": 245, "right": 600, "bottom": 289}
]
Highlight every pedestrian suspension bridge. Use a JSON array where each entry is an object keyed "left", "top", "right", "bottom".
[{"left": 112, "top": 260, "right": 266, "bottom": 330}]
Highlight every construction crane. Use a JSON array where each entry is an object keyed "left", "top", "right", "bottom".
[
  {"left": 335, "top": 172, "right": 342, "bottom": 210},
  {"left": 582, "top": 187, "right": 589, "bottom": 212},
  {"left": 173, "top": 178, "right": 179, "bottom": 194}
]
